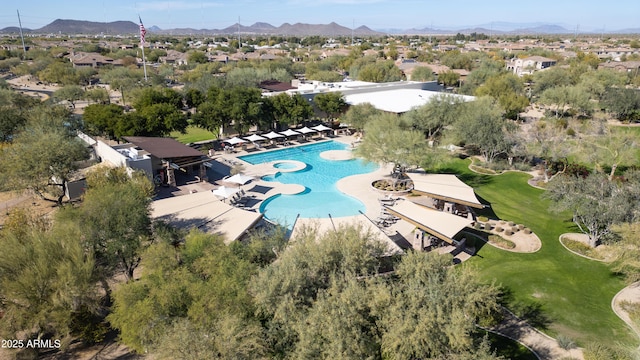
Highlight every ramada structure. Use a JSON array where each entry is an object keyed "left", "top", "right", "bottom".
[{"left": 383, "top": 173, "right": 485, "bottom": 252}]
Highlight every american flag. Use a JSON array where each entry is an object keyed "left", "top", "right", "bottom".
[{"left": 138, "top": 16, "right": 146, "bottom": 44}]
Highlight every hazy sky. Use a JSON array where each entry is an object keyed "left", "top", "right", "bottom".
[{"left": 3, "top": 0, "right": 639, "bottom": 31}]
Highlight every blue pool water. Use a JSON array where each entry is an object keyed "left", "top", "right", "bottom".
[{"left": 239, "top": 141, "right": 377, "bottom": 227}]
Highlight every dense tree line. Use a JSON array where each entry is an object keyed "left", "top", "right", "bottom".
[{"left": 107, "top": 224, "right": 503, "bottom": 359}]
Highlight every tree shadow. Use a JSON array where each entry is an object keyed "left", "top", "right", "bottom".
[
  {"left": 426, "top": 165, "right": 494, "bottom": 188},
  {"left": 501, "top": 287, "right": 552, "bottom": 331}
]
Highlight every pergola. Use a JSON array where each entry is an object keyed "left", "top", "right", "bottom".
[
  {"left": 405, "top": 173, "right": 484, "bottom": 209},
  {"left": 123, "top": 136, "right": 210, "bottom": 186},
  {"left": 384, "top": 201, "right": 473, "bottom": 245}
]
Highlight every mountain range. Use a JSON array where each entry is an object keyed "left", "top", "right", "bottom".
[{"left": 1, "top": 19, "right": 639, "bottom": 36}]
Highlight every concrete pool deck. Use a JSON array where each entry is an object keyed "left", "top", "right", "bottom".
[{"left": 209, "top": 135, "right": 421, "bottom": 254}]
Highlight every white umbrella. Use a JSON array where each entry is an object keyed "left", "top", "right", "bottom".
[
  {"left": 280, "top": 129, "right": 300, "bottom": 137},
  {"left": 263, "top": 131, "right": 284, "bottom": 139},
  {"left": 224, "top": 136, "right": 247, "bottom": 145},
  {"left": 225, "top": 173, "right": 254, "bottom": 185},
  {"left": 297, "top": 126, "right": 317, "bottom": 134},
  {"left": 212, "top": 186, "right": 240, "bottom": 199},
  {"left": 244, "top": 134, "right": 266, "bottom": 142},
  {"left": 312, "top": 124, "right": 333, "bottom": 132}
]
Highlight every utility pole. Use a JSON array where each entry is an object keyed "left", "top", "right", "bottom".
[
  {"left": 237, "top": 16, "right": 241, "bottom": 50},
  {"left": 17, "top": 10, "right": 27, "bottom": 59},
  {"left": 351, "top": 19, "right": 354, "bottom": 47}
]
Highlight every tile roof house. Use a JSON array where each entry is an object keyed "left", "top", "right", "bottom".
[
  {"left": 506, "top": 56, "right": 557, "bottom": 76},
  {"left": 69, "top": 52, "right": 124, "bottom": 68},
  {"left": 159, "top": 50, "right": 188, "bottom": 66},
  {"left": 598, "top": 61, "right": 640, "bottom": 73}
]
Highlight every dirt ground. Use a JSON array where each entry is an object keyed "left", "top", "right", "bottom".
[{"left": 0, "top": 191, "right": 59, "bottom": 227}]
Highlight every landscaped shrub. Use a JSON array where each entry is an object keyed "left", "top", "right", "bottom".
[
  {"left": 583, "top": 342, "right": 634, "bottom": 360},
  {"left": 495, "top": 226, "right": 503, "bottom": 232},
  {"left": 508, "top": 221, "right": 515, "bottom": 227},
  {"left": 511, "top": 226, "right": 519, "bottom": 233},
  {"left": 517, "top": 224, "right": 525, "bottom": 230},
  {"left": 477, "top": 216, "right": 489, "bottom": 222},
  {"left": 524, "top": 228, "right": 532, "bottom": 234},
  {"left": 499, "top": 220, "right": 506, "bottom": 225},
  {"left": 556, "top": 334, "right": 576, "bottom": 352},
  {"left": 505, "top": 229, "right": 513, "bottom": 236},
  {"left": 484, "top": 223, "right": 493, "bottom": 231},
  {"left": 488, "top": 235, "right": 516, "bottom": 249},
  {"left": 474, "top": 222, "right": 482, "bottom": 230}
]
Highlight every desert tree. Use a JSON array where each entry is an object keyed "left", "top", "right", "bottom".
[
  {"left": 544, "top": 172, "right": 638, "bottom": 247},
  {"left": 0, "top": 113, "right": 88, "bottom": 205},
  {"left": 453, "top": 97, "right": 516, "bottom": 163},
  {"left": 341, "top": 102, "right": 383, "bottom": 131}
]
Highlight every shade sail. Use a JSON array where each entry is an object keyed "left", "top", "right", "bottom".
[
  {"left": 224, "top": 136, "right": 247, "bottom": 145},
  {"left": 244, "top": 134, "right": 266, "bottom": 142},
  {"left": 297, "top": 126, "right": 317, "bottom": 134},
  {"left": 225, "top": 173, "right": 254, "bottom": 185},
  {"left": 151, "top": 191, "right": 262, "bottom": 244},
  {"left": 280, "top": 129, "right": 300, "bottom": 137},
  {"left": 384, "top": 200, "right": 473, "bottom": 244},
  {"left": 212, "top": 186, "right": 240, "bottom": 199},
  {"left": 312, "top": 124, "right": 333, "bottom": 132},
  {"left": 263, "top": 131, "right": 284, "bottom": 139},
  {"left": 406, "top": 173, "right": 483, "bottom": 209}
]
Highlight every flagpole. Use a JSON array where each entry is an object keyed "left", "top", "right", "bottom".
[
  {"left": 138, "top": 15, "right": 148, "bottom": 82},
  {"left": 141, "top": 44, "right": 148, "bottom": 82}
]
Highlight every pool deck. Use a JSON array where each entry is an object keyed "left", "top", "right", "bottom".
[{"left": 208, "top": 135, "right": 419, "bottom": 254}]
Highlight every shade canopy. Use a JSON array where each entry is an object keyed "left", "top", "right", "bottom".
[
  {"left": 225, "top": 173, "right": 254, "bottom": 185},
  {"left": 224, "top": 136, "right": 247, "bottom": 145},
  {"left": 244, "top": 134, "right": 266, "bottom": 142},
  {"left": 384, "top": 201, "right": 473, "bottom": 244},
  {"left": 405, "top": 173, "right": 483, "bottom": 209},
  {"left": 212, "top": 186, "right": 240, "bottom": 199},
  {"left": 262, "top": 131, "right": 284, "bottom": 139},
  {"left": 297, "top": 126, "right": 317, "bottom": 134},
  {"left": 280, "top": 129, "right": 300, "bottom": 137},
  {"left": 151, "top": 191, "right": 262, "bottom": 244},
  {"left": 312, "top": 124, "right": 333, "bottom": 132}
]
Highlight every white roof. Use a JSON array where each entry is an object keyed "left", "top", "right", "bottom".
[
  {"left": 406, "top": 173, "right": 483, "bottom": 208},
  {"left": 212, "top": 185, "right": 241, "bottom": 198},
  {"left": 244, "top": 134, "right": 266, "bottom": 142},
  {"left": 262, "top": 131, "right": 284, "bottom": 139},
  {"left": 385, "top": 200, "right": 472, "bottom": 241},
  {"left": 225, "top": 173, "right": 254, "bottom": 185},
  {"left": 224, "top": 136, "right": 247, "bottom": 145},
  {"left": 280, "top": 129, "right": 300, "bottom": 137},
  {"left": 151, "top": 191, "right": 262, "bottom": 243},
  {"left": 344, "top": 89, "right": 474, "bottom": 114},
  {"left": 312, "top": 124, "right": 333, "bottom": 132},
  {"left": 297, "top": 126, "right": 316, "bottom": 134}
]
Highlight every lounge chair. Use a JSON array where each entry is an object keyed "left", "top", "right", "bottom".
[{"left": 378, "top": 198, "right": 396, "bottom": 206}]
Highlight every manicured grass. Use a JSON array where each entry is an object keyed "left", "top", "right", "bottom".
[
  {"left": 170, "top": 125, "right": 218, "bottom": 144},
  {"left": 436, "top": 159, "right": 637, "bottom": 347}
]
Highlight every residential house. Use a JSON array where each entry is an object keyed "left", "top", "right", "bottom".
[
  {"left": 507, "top": 56, "right": 557, "bottom": 76},
  {"left": 159, "top": 50, "right": 188, "bottom": 66},
  {"left": 598, "top": 60, "right": 640, "bottom": 74},
  {"left": 69, "top": 52, "right": 123, "bottom": 68}
]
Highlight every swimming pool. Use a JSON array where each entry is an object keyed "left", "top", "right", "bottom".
[{"left": 239, "top": 141, "right": 377, "bottom": 227}]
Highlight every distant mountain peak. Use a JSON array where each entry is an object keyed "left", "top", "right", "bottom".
[{"left": 0, "top": 18, "right": 638, "bottom": 36}]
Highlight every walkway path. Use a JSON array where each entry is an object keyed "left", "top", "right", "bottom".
[
  {"left": 612, "top": 282, "right": 640, "bottom": 348},
  {"left": 485, "top": 308, "right": 584, "bottom": 360}
]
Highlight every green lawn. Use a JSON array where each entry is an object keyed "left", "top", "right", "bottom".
[
  {"left": 170, "top": 126, "right": 218, "bottom": 144},
  {"left": 434, "top": 159, "right": 637, "bottom": 347}
]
